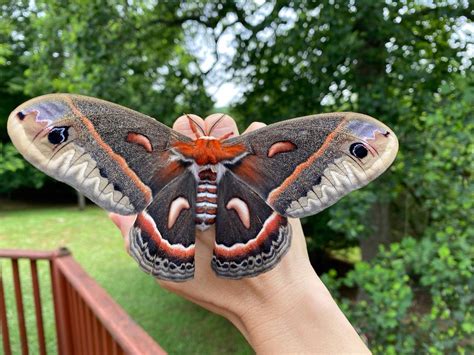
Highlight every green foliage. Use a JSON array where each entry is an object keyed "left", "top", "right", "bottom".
[
  {"left": 0, "top": 16, "right": 12, "bottom": 65},
  {"left": 0, "top": 142, "right": 46, "bottom": 193},
  {"left": 16, "top": 1, "right": 213, "bottom": 125},
  {"left": 0, "top": 1, "right": 214, "bottom": 194},
  {"left": 0, "top": 1, "right": 214, "bottom": 129},
  {"left": 323, "top": 220, "right": 473, "bottom": 353},
  {"left": 321, "top": 77, "right": 474, "bottom": 352},
  {"left": 404, "top": 77, "right": 473, "bottom": 226}
]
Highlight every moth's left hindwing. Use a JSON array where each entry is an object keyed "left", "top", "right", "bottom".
[{"left": 130, "top": 170, "right": 197, "bottom": 281}]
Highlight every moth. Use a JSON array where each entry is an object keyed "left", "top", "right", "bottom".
[{"left": 7, "top": 94, "right": 398, "bottom": 281}]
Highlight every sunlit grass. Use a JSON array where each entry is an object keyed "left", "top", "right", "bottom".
[{"left": 0, "top": 203, "right": 251, "bottom": 354}]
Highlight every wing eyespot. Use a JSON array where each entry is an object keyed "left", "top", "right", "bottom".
[
  {"left": 349, "top": 142, "right": 368, "bottom": 159},
  {"left": 48, "top": 126, "right": 70, "bottom": 145},
  {"left": 16, "top": 111, "right": 26, "bottom": 120}
]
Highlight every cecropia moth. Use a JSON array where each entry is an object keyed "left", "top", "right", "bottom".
[{"left": 7, "top": 94, "right": 398, "bottom": 281}]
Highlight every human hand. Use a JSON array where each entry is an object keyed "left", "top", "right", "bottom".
[{"left": 110, "top": 114, "right": 370, "bottom": 353}]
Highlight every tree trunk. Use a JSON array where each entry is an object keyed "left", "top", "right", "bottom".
[
  {"left": 360, "top": 201, "right": 391, "bottom": 261},
  {"left": 77, "top": 191, "right": 86, "bottom": 211},
  {"left": 357, "top": 202, "right": 391, "bottom": 301}
]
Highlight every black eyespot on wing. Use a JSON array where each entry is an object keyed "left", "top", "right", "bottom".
[
  {"left": 48, "top": 126, "right": 70, "bottom": 145},
  {"left": 17, "top": 111, "right": 26, "bottom": 120},
  {"left": 349, "top": 142, "right": 368, "bottom": 159}
]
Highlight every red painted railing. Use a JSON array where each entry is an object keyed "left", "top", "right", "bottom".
[{"left": 0, "top": 248, "right": 166, "bottom": 355}]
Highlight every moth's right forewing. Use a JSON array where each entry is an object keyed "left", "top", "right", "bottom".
[{"left": 224, "top": 113, "right": 398, "bottom": 218}]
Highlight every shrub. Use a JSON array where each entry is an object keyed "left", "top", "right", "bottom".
[
  {"left": 322, "top": 78, "right": 474, "bottom": 353},
  {"left": 0, "top": 142, "right": 46, "bottom": 194}
]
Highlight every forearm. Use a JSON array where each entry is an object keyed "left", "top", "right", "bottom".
[{"left": 229, "top": 250, "right": 370, "bottom": 353}]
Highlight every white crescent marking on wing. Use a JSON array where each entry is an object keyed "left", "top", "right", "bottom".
[
  {"left": 226, "top": 197, "right": 251, "bottom": 229},
  {"left": 168, "top": 197, "right": 191, "bottom": 229}
]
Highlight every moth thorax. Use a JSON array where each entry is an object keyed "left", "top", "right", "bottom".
[{"left": 195, "top": 165, "right": 218, "bottom": 231}]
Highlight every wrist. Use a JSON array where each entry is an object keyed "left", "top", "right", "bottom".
[{"left": 235, "top": 265, "right": 370, "bottom": 353}]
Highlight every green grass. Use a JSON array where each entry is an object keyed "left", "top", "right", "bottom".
[{"left": 0, "top": 203, "right": 252, "bottom": 354}]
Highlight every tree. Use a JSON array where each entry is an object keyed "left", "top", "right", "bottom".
[
  {"left": 0, "top": 0, "right": 214, "bottom": 194},
  {"left": 184, "top": 0, "right": 473, "bottom": 255}
]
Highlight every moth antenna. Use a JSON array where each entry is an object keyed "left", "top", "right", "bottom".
[
  {"left": 208, "top": 113, "right": 226, "bottom": 136},
  {"left": 185, "top": 114, "right": 205, "bottom": 139}
]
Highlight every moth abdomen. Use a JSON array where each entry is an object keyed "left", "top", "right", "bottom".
[{"left": 195, "top": 166, "right": 218, "bottom": 231}]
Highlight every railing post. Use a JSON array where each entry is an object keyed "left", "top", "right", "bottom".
[
  {"left": 11, "top": 259, "right": 28, "bottom": 355},
  {"left": 0, "top": 264, "right": 12, "bottom": 355},
  {"left": 50, "top": 248, "right": 73, "bottom": 355},
  {"left": 30, "top": 260, "right": 47, "bottom": 355}
]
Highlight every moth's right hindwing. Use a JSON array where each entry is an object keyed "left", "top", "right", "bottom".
[{"left": 213, "top": 170, "right": 291, "bottom": 279}]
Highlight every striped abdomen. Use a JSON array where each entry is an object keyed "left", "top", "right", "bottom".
[{"left": 195, "top": 168, "right": 217, "bottom": 231}]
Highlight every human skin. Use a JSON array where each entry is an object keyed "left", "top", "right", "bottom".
[{"left": 109, "top": 115, "right": 371, "bottom": 354}]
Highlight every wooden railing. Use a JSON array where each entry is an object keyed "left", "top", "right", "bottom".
[{"left": 0, "top": 248, "right": 166, "bottom": 355}]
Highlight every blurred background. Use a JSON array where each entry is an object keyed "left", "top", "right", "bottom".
[{"left": 0, "top": 1, "right": 472, "bottom": 354}]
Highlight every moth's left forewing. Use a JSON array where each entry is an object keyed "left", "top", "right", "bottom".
[
  {"left": 225, "top": 112, "right": 398, "bottom": 218},
  {"left": 7, "top": 94, "right": 192, "bottom": 215},
  {"left": 9, "top": 94, "right": 202, "bottom": 281}
]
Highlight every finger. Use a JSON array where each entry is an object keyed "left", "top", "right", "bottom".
[
  {"left": 243, "top": 121, "right": 266, "bottom": 134},
  {"left": 109, "top": 212, "right": 136, "bottom": 238},
  {"left": 173, "top": 114, "right": 206, "bottom": 139},
  {"left": 203, "top": 113, "right": 239, "bottom": 138}
]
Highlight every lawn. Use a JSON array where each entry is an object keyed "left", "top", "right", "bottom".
[{"left": 0, "top": 201, "right": 251, "bottom": 354}]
